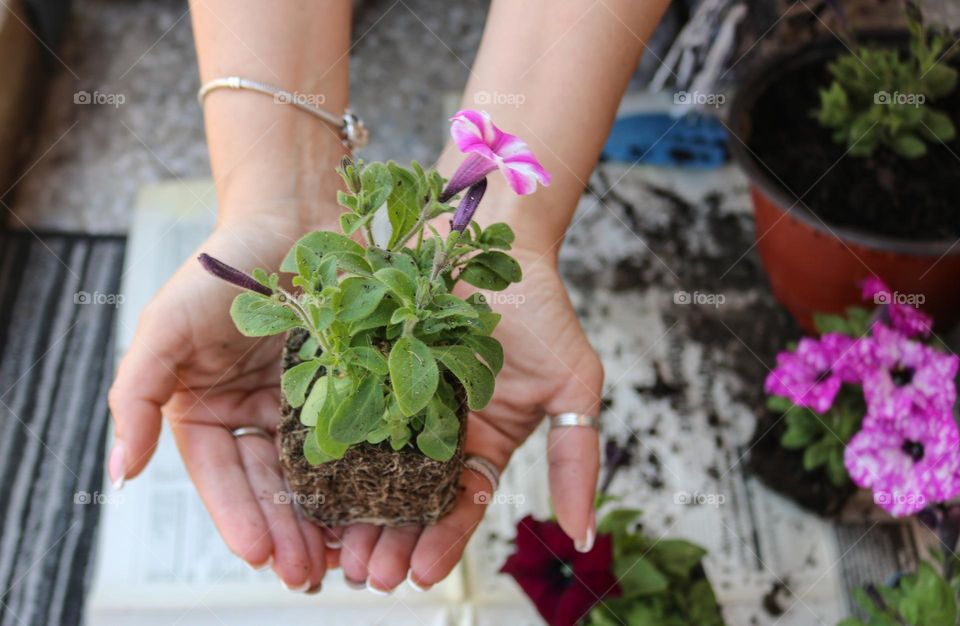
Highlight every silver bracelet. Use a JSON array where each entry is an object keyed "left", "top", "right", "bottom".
[{"left": 197, "top": 76, "right": 369, "bottom": 151}]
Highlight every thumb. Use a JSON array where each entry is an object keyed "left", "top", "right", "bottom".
[
  {"left": 106, "top": 306, "right": 187, "bottom": 487},
  {"left": 544, "top": 350, "right": 603, "bottom": 552}
]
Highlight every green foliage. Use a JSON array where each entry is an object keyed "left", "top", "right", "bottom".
[
  {"left": 770, "top": 387, "right": 864, "bottom": 487},
  {"left": 227, "top": 158, "right": 521, "bottom": 463},
  {"left": 839, "top": 562, "right": 958, "bottom": 626},
  {"left": 816, "top": 16, "right": 958, "bottom": 159},
  {"left": 588, "top": 508, "right": 726, "bottom": 626}
]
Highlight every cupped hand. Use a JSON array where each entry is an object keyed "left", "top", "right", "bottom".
[
  {"left": 334, "top": 246, "right": 604, "bottom": 593},
  {"left": 108, "top": 216, "right": 334, "bottom": 591}
]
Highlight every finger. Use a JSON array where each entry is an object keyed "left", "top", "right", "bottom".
[
  {"left": 325, "top": 546, "right": 341, "bottom": 571},
  {"left": 233, "top": 434, "right": 314, "bottom": 590},
  {"left": 339, "top": 523, "right": 382, "bottom": 588},
  {"left": 548, "top": 425, "right": 600, "bottom": 552},
  {"left": 367, "top": 525, "right": 422, "bottom": 594},
  {"left": 295, "top": 511, "right": 327, "bottom": 593},
  {"left": 107, "top": 308, "right": 189, "bottom": 483},
  {"left": 409, "top": 468, "right": 490, "bottom": 590},
  {"left": 171, "top": 423, "right": 274, "bottom": 567},
  {"left": 325, "top": 527, "right": 344, "bottom": 550}
]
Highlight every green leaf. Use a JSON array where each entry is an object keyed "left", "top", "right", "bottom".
[
  {"left": 432, "top": 345, "right": 495, "bottom": 411},
  {"left": 812, "top": 313, "right": 851, "bottom": 335},
  {"left": 340, "top": 212, "right": 374, "bottom": 236},
  {"left": 281, "top": 359, "right": 321, "bottom": 408},
  {"left": 461, "top": 335, "right": 503, "bottom": 375},
  {"left": 389, "top": 336, "right": 439, "bottom": 416},
  {"left": 359, "top": 162, "right": 393, "bottom": 214},
  {"left": 229, "top": 292, "right": 301, "bottom": 337},
  {"left": 614, "top": 556, "right": 669, "bottom": 597},
  {"left": 459, "top": 263, "right": 510, "bottom": 291},
  {"left": 328, "top": 251, "right": 372, "bottom": 276},
  {"left": 303, "top": 429, "right": 337, "bottom": 464},
  {"left": 478, "top": 223, "right": 515, "bottom": 249},
  {"left": 649, "top": 539, "right": 707, "bottom": 579},
  {"left": 348, "top": 296, "right": 399, "bottom": 334},
  {"left": 297, "top": 336, "right": 319, "bottom": 360},
  {"left": 386, "top": 164, "right": 421, "bottom": 249},
  {"left": 430, "top": 294, "right": 479, "bottom": 320},
  {"left": 922, "top": 109, "right": 956, "bottom": 142},
  {"left": 470, "top": 251, "right": 522, "bottom": 283},
  {"left": 416, "top": 398, "right": 460, "bottom": 461},
  {"left": 366, "top": 248, "right": 418, "bottom": 280},
  {"left": 375, "top": 268, "right": 416, "bottom": 303},
  {"left": 597, "top": 508, "right": 642, "bottom": 536},
  {"left": 891, "top": 132, "right": 928, "bottom": 159},
  {"left": 280, "top": 232, "right": 364, "bottom": 273},
  {"left": 295, "top": 245, "right": 321, "bottom": 281},
  {"left": 803, "top": 438, "right": 832, "bottom": 471},
  {"left": 338, "top": 277, "right": 388, "bottom": 322},
  {"left": 766, "top": 395, "right": 794, "bottom": 413},
  {"left": 348, "top": 346, "right": 388, "bottom": 375},
  {"left": 390, "top": 307, "right": 419, "bottom": 324},
  {"left": 329, "top": 375, "right": 386, "bottom": 444},
  {"left": 300, "top": 375, "right": 347, "bottom": 426}
]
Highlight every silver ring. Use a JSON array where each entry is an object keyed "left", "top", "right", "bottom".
[
  {"left": 549, "top": 412, "right": 600, "bottom": 430},
  {"left": 231, "top": 426, "right": 273, "bottom": 440},
  {"left": 464, "top": 455, "right": 501, "bottom": 492}
]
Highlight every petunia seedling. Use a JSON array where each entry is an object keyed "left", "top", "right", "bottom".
[{"left": 199, "top": 111, "right": 549, "bottom": 464}]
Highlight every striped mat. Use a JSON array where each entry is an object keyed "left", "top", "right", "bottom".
[{"left": 0, "top": 231, "right": 124, "bottom": 626}]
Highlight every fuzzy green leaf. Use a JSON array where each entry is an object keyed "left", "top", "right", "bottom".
[
  {"left": 360, "top": 162, "right": 393, "bottom": 214},
  {"left": 329, "top": 375, "right": 386, "bottom": 444},
  {"left": 459, "top": 263, "right": 510, "bottom": 291},
  {"left": 615, "top": 556, "right": 669, "bottom": 597},
  {"left": 386, "top": 165, "right": 421, "bottom": 249},
  {"left": 375, "top": 267, "right": 416, "bottom": 303},
  {"left": 478, "top": 222, "right": 515, "bottom": 249},
  {"left": 338, "top": 277, "right": 388, "bottom": 322},
  {"left": 229, "top": 292, "right": 301, "bottom": 337},
  {"left": 471, "top": 251, "right": 522, "bottom": 283},
  {"left": 389, "top": 336, "right": 439, "bottom": 416},
  {"left": 416, "top": 398, "right": 460, "bottom": 461},
  {"left": 432, "top": 345, "right": 495, "bottom": 411},
  {"left": 280, "top": 232, "right": 364, "bottom": 273},
  {"left": 348, "top": 346, "right": 389, "bottom": 375},
  {"left": 281, "top": 359, "right": 321, "bottom": 408},
  {"left": 461, "top": 334, "right": 504, "bottom": 375},
  {"left": 366, "top": 248, "right": 419, "bottom": 280}
]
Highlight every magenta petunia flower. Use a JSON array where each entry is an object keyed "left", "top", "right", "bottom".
[
  {"left": 860, "top": 324, "right": 958, "bottom": 416},
  {"left": 500, "top": 516, "right": 620, "bottom": 626},
  {"left": 764, "top": 333, "right": 860, "bottom": 413},
  {"left": 860, "top": 276, "right": 933, "bottom": 338},
  {"left": 845, "top": 403, "right": 960, "bottom": 516},
  {"left": 441, "top": 109, "right": 551, "bottom": 201}
]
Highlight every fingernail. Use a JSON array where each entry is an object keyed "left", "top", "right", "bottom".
[
  {"left": 366, "top": 579, "right": 392, "bottom": 596},
  {"left": 575, "top": 514, "right": 596, "bottom": 553},
  {"left": 282, "top": 579, "right": 311, "bottom": 593},
  {"left": 324, "top": 537, "right": 342, "bottom": 550},
  {"left": 247, "top": 555, "right": 273, "bottom": 571},
  {"left": 305, "top": 583, "right": 322, "bottom": 595},
  {"left": 406, "top": 571, "right": 431, "bottom": 592},
  {"left": 108, "top": 443, "right": 126, "bottom": 491},
  {"left": 344, "top": 576, "right": 366, "bottom": 590}
]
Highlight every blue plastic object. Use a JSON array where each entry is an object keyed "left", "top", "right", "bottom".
[{"left": 601, "top": 112, "right": 729, "bottom": 168}]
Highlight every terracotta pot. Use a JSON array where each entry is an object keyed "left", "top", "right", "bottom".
[{"left": 728, "top": 35, "right": 960, "bottom": 333}]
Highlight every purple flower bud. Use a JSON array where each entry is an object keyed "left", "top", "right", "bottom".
[
  {"left": 440, "top": 153, "right": 496, "bottom": 203},
  {"left": 198, "top": 253, "right": 273, "bottom": 297},
  {"left": 450, "top": 179, "right": 488, "bottom": 233}
]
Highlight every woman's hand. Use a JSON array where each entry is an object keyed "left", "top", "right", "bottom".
[
  {"left": 333, "top": 245, "right": 604, "bottom": 593},
  {"left": 107, "top": 215, "right": 335, "bottom": 591}
]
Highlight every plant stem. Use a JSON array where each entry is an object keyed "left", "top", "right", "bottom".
[
  {"left": 364, "top": 223, "right": 377, "bottom": 248},
  {"left": 390, "top": 201, "right": 431, "bottom": 252},
  {"left": 278, "top": 288, "right": 332, "bottom": 354}
]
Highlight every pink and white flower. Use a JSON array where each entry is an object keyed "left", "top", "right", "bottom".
[{"left": 441, "top": 109, "right": 551, "bottom": 201}]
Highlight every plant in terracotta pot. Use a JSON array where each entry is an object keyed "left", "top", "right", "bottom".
[
  {"left": 728, "top": 2, "right": 960, "bottom": 331},
  {"left": 749, "top": 275, "right": 960, "bottom": 518},
  {"left": 197, "top": 110, "right": 549, "bottom": 526}
]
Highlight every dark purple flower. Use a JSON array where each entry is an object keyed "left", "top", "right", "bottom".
[
  {"left": 764, "top": 333, "right": 859, "bottom": 413},
  {"left": 198, "top": 253, "right": 272, "bottom": 297},
  {"left": 450, "top": 178, "right": 487, "bottom": 233},
  {"left": 500, "top": 516, "right": 620, "bottom": 626},
  {"left": 860, "top": 324, "right": 958, "bottom": 416},
  {"left": 845, "top": 401, "right": 960, "bottom": 517}
]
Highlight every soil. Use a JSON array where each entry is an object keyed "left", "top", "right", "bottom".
[
  {"left": 747, "top": 409, "right": 856, "bottom": 517},
  {"left": 278, "top": 329, "right": 466, "bottom": 527},
  {"left": 746, "top": 43, "right": 960, "bottom": 240}
]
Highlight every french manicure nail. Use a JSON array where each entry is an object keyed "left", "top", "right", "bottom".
[
  {"left": 575, "top": 514, "right": 596, "bottom": 553},
  {"left": 108, "top": 442, "right": 126, "bottom": 491},
  {"left": 406, "top": 571, "right": 431, "bottom": 592},
  {"left": 366, "top": 579, "right": 392, "bottom": 596},
  {"left": 305, "top": 583, "right": 322, "bottom": 594},
  {"left": 324, "top": 537, "right": 342, "bottom": 550},
  {"left": 282, "top": 579, "right": 311, "bottom": 593},
  {"left": 344, "top": 576, "right": 366, "bottom": 590},
  {"left": 247, "top": 555, "right": 273, "bottom": 571}
]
